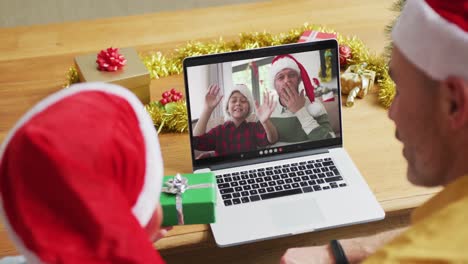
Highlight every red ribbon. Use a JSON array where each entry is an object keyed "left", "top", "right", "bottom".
[{"left": 96, "top": 47, "right": 127, "bottom": 72}]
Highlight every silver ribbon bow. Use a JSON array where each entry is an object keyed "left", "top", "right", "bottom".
[{"left": 161, "top": 173, "right": 214, "bottom": 225}]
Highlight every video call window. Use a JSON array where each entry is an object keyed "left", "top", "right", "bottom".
[{"left": 186, "top": 49, "right": 341, "bottom": 162}]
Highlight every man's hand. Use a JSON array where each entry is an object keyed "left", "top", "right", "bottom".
[
  {"left": 281, "top": 245, "right": 333, "bottom": 264},
  {"left": 255, "top": 91, "right": 277, "bottom": 124},
  {"left": 205, "top": 84, "right": 223, "bottom": 111},
  {"left": 280, "top": 84, "right": 306, "bottom": 113},
  {"left": 280, "top": 228, "right": 408, "bottom": 264}
]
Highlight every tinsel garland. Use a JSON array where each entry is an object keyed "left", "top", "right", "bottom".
[
  {"left": 145, "top": 101, "right": 188, "bottom": 133},
  {"left": 137, "top": 24, "right": 394, "bottom": 108},
  {"left": 64, "top": 67, "right": 79, "bottom": 87},
  {"left": 65, "top": 8, "right": 405, "bottom": 131},
  {"left": 378, "top": 0, "right": 405, "bottom": 108},
  {"left": 384, "top": 0, "right": 406, "bottom": 57}
]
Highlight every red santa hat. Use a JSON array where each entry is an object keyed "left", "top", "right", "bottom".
[
  {"left": 0, "top": 82, "right": 165, "bottom": 263},
  {"left": 392, "top": 0, "right": 468, "bottom": 81},
  {"left": 270, "top": 54, "right": 315, "bottom": 102},
  {"left": 223, "top": 84, "right": 255, "bottom": 120}
]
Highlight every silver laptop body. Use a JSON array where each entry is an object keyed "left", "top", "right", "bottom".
[{"left": 183, "top": 40, "right": 384, "bottom": 247}]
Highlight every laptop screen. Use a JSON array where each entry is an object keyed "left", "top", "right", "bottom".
[{"left": 183, "top": 40, "right": 342, "bottom": 170}]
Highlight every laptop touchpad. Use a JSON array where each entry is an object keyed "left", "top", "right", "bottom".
[{"left": 269, "top": 198, "right": 325, "bottom": 229}]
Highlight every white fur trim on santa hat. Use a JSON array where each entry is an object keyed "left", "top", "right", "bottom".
[
  {"left": 0, "top": 82, "right": 163, "bottom": 228},
  {"left": 270, "top": 56, "right": 301, "bottom": 89},
  {"left": 306, "top": 99, "right": 327, "bottom": 117},
  {"left": 392, "top": 0, "right": 468, "bottom": 81},
  {"left": 223, "top": 84, "right": 255, "bottom": 121},
  {"left": 0, "top": 82, "right": 163, "bottom": 264}
]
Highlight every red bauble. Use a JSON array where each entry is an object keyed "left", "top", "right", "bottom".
[
  {"left": 160, "top": 98, "right": 168, "bottom": 105},
  {"left": 160, "top": 88, "right": 184, "bottom": 104},
  {"left": 338, "top": 45, "right": 352, "bottom": 67}
]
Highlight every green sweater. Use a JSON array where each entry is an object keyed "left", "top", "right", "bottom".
[
  {"left": 271, "top": 113, "right": 334, "bottom": 142},
  {"left": 269, "top": 98, "right": 335, "bottom": 143}
]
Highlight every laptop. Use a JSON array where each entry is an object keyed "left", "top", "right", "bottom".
[{"left": 183, "top": 39, "right": 385, "bottom": 247}]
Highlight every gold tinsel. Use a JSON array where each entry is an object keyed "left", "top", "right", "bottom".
[
  {"left": 138, "top": 23, "right": 343, "bottom": 79},
  {"left": 377, "top": 71, "right": 396, "bottom": 109},
  {"left": 145, "top": 101, "right": 188, "bottom": 133},
  {"left": 63, "top": 67, "right": 79, "bottom": 87},
  {"left": 64, "top": 22, "right": 399, "bottom": 132},
  {"left": 380, "top": 0, "right": 406, "bottom": 106},
  {"left": 141, "top": 52, "right": 181, "bottom": 79}
]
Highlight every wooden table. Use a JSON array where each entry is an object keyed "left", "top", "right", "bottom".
[{"left": 0, "top": 0, "right": 440, "bottom": 263}]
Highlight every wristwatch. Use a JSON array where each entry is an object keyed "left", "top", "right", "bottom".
[{"left": 330, "top": 239, "right": 349, "bottom": 264}]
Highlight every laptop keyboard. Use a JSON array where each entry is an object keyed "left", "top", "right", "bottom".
[{"left": 217, "top": 157, "right": 347, "bottom": 206}]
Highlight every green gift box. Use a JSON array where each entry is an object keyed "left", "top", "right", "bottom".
[{"left": 160, "top": 173, "right": 216, "bottom": 226}]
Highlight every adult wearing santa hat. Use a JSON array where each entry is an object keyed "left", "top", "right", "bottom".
[
  {"left": 281, "top": 0, "right": 468, "bottom": 263},
  {"left": 269, "top": 54, "right": 335, "bottom": 143},
  {"left": 0, "top": 82, "right": 167, "bottom": 263}
]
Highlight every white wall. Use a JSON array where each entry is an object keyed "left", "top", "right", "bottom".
[
  {"left": 289, "top": 50, "right": 321, "bottom": 93},
  {"left": 186, "top": 65, "right": 209, "bottom": 121}
]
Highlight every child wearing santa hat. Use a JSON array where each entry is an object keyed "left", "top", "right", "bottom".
[
  {"left": 192, "top": 83, "right": 278, "bottom": 158},
  {"left": 0, "top": 82, "right": 168, "bottom": 263}
]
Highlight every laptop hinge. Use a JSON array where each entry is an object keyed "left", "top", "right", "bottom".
[{"left": 203, "top": 147, "right": 330, "bottom": 172}]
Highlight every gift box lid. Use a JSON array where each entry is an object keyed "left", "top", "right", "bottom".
[
  {"left": 74, "top": 47, "right": 150, "bottom": 88},
  {"left": 298, "top": 30, "right": 337, "bottom": 43},
  {"left": 160, "top": 172, "right": 216, "bottom": 204},
  {"left": 160, "top": 173, "right": 216, "bottom": 226}
]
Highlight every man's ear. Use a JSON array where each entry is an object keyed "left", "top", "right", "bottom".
[{"left": 442, "top": 76, "right": 468, "bottom": 130}]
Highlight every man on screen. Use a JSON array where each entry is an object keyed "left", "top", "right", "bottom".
[{"left": 270, "top": 54, "right": 335, "bottom": 143}]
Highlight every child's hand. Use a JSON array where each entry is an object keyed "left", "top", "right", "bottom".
[
  {"left": 205, "top": 84, "right": 223, "bottom": 111},
  {"left": 255, "top": 91, "right": 277, "bottom": 124}
]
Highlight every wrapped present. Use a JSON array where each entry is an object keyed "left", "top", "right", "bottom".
[
  {"left": 340, "top": 63, "right": 376, "bottom": 107},
  {"left": 160, "top": 173, "right": 216, "bottom": 226},
  {"left": 298, "top": 30, "right": 337, "bottom": 43},
  {"left": 74, "top": 47, "right": 151, "bottom": 104}
]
